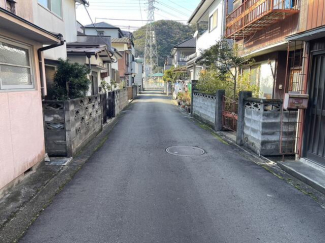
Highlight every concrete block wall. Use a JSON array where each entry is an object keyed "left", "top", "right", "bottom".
[
  {"left": 67, "top": 95, "right": 102, "bottom": 156},
  {"left": 43, "top": 101, "right": 67, "bottom": 156},
  {"left": 115, "top": 88, "right": 128, "bottom": 116},
  {"left": 127, "top": 85, "right": 138, "bottom": 100},
  {"left": 132, "top": 85, "right": 138, "bottom": 99},
  {"left": 243, "top": 98, "right": 297, "bottom": 156},
  {"left": 127, "top": 87, "right": 133, "bottom": 100},
  {"left": 193, "top": 92, "right": 216, "bottom": 127},
  {"left": 43, "top": 95, "right": 103, "bottom": 157}
]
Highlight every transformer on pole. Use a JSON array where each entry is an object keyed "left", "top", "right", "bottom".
[{"left": 143, "top": 0, "right": 158, "bottom": 89}]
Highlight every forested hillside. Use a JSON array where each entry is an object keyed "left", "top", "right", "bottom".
[{"left": 133, "top": 20, "right": 195, "bottom": 66}]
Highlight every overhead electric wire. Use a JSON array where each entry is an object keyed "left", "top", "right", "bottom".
[
  {"left": 157, "top": 7, "right": 188, "bottom": 20},
  {"left": 80, "top": 0, "right": 195, "bottom": 30},
  {"left": 165, "top": 0, "right": 192, "bottom": 12},
  {"left": 95, "top": 17, "right": 187, "bottom": 22},
  {"left": 156, "top": 1, "right": 190, "bottom": 18}
]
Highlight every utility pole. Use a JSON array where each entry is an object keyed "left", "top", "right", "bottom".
[{"left": 143, "top": 0, "right": 158, "bottom": 89}]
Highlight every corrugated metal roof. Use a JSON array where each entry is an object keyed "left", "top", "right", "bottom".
[{"left": 111, "top": 37, "right": 130, "bottom": 43}]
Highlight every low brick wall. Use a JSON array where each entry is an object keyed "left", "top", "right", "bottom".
[
  {"left": 244, "top": 98, "right": 297, "bottom": 156},
  {"left": 192, "top": 92, "right": 216, "bottom": 127},
  {"left": 43, "top": 95, "right": 102, "bottom": 157}
]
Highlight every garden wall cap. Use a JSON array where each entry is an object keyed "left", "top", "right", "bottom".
[{"left": 245, "top": 97, "right": 283, "bottom": 104}]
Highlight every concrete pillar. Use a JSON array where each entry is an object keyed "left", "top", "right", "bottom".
[
  {"left": 236, "top": 91, "right": 252, "bottom": 145},
  {"left": 191, "top": 80, "right": 198, "bottom": 116},
  {"left": 215, "top": 90, "right": 225, "bottom": 131}
]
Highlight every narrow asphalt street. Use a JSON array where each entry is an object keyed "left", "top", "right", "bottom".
[{"left": 21, "top": 91, "right": 325, "bottom": 243}]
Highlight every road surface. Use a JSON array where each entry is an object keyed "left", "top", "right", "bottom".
[{"left": 21, "top": 91, "right": 325, "bottom": 243}]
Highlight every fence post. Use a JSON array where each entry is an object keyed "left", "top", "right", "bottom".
[
  {"left": 191, "top": 80, "right": 198, "bottom": 116},
  {"left": 215, "top": 90, "right": 225, "bottom": 131},
  {"left": 236, "top": 91, "right": 252, "bottom": 145}
]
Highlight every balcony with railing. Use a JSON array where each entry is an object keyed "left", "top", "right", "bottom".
[{"left": 226, "top": 0, "right": 300, "bottom": 40}]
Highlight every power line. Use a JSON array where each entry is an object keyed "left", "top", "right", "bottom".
[
  {"left": 165, "top": 0, "right": 193, "bottom": 12},
  {"left": 156, "top": 1, "right": 190, "bottom": 18},
  {"left": 94, "top": 17, "right": 187, "bottom": 21}
]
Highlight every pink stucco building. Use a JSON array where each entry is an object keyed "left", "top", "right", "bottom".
[{"left": 0, "top": 0, "right": 87, "bottom": 193}]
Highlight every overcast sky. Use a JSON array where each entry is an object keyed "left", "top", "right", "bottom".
[{"left": 76, "top": 0, "right": 200, "bottom": 31}]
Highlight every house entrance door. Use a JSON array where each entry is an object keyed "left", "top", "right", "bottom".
[{"left": 305, "top": 53, "right": 325, "bottom": 166}]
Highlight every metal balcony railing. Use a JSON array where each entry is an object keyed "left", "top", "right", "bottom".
[{"left": 226, "top": 0, "right": 300, "bottom": 40}]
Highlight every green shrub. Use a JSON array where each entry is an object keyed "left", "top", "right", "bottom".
[
  {"left": 101, "top": 80, "right": 111, "bottom": 92},
  {"left": 197, "top": 69, "right": 261, "bottom": 98},
  {"left": 48, "top": 59, "right": 90, "bottom": 100}
]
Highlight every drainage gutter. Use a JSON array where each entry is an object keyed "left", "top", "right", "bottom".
[{"left": 37, "top": 35, "right": 65, "bottom": 98}]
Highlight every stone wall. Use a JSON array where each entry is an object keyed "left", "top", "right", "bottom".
[
  {"left": 243, "top": 98, "right": 297, "bottom": 156},
  {"left": 192, "top": 92, "right": 216, "bottom": 127}
]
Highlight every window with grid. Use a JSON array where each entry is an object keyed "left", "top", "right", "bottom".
[
  {"left": 0, "top": 37, "right": 34, "bottom": 90},
  {"left": 97, "top": 31, "right": 104, "bottom": 36},
  {"left": 38, "top": 0, "right": 62, "bottom": 17}
]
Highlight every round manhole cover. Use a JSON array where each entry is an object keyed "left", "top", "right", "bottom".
[{"left": 166, "top": 146, "right": 205, "bottom": 157}]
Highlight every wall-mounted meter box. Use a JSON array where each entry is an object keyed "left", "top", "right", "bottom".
[{"left": 283, "top": 93, "right": 309, "bottom": 110}]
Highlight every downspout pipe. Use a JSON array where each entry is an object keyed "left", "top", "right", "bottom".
[{"left": 37, "top": 35, "right": 65, "bottom": 98}]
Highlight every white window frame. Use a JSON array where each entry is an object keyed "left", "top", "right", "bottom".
[
  {"left": 0, "top": 36, "right": 35, "bottom": 90},
  {"left": 38, "top": 0, "right": 63, "bottom": 18},
  {"left": 209, "top": 9, "right": 218, "bottom": 32}
]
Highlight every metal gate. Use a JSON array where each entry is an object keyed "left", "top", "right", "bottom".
[
  {"left": 222, "top": 95, "right": 238, "bottom": 131},
  {"left": 304, "top": 53, "right": 325, "bottom": 166},
  {"left": 280, "top": 41, "right": 305, "bottom": 157}
]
